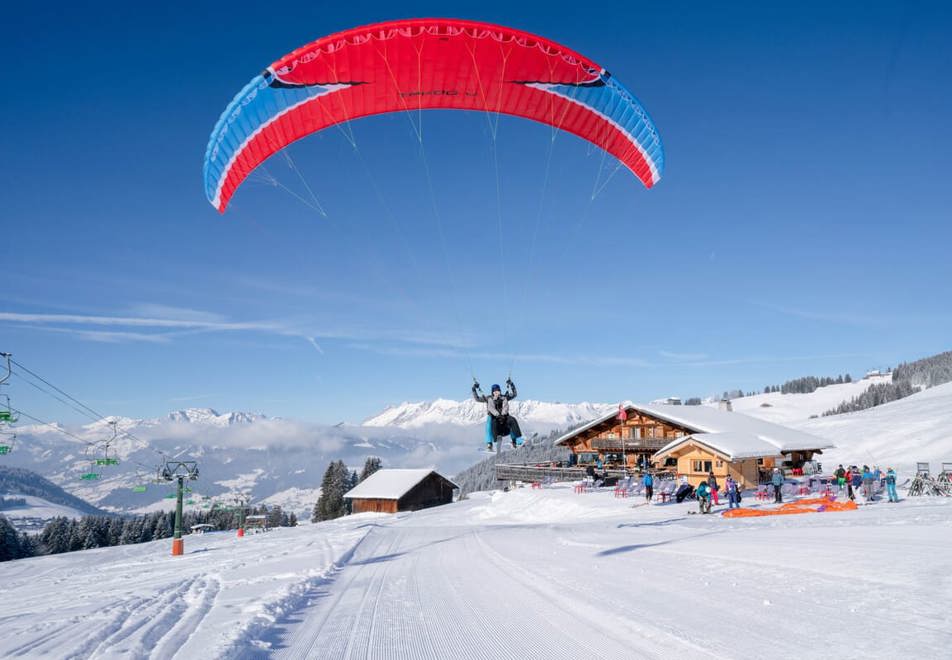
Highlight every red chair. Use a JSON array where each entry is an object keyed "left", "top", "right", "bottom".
[
  {"left": 797, "top": 485, "right": 810, "bottom": 496},
  {"left": 531, "top": 481, "right": 542, "bottom": 490},
  {"left": 756, "top": 487, "right": 770, "bottom": 501}
]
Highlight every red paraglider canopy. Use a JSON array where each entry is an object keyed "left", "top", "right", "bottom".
[{"left": 204, "top": 18, "right": 664, "bottom": 212}]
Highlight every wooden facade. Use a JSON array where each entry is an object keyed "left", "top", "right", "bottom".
[
  {"left": 555, "top": 404, "right": 829, "bottom": 489},
  {"left": 653, "top": 440, "right": 777, "bottom": 490},
  {"left": 653, "top": 440, "right": 827, "bottom": 489},
  {"left": 558, "top": 407, "right": 691, "bottom": 469},
  {"left": 349, "top": 472, "right": 457, "bottom": 515},
  {"left": 352, "top": 498, "right": 400, "bottom": 514}
]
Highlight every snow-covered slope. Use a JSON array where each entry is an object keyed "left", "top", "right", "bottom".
[
  {"left": 1, "top": 485, "right": 948, "bottom": 658},
  {"left": 707, "top": 375, "right": 892, "bottom": 424},
  {"left": 362, "top": 398, "right": 614, "bottom": 429},
  {"left": 796, "top": 380, "right": 952, "bottom": 473},
  {"left": 0, "top": 494, "right": 92, "bottom": 532}
]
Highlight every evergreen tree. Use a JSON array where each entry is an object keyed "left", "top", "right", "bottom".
[
  {"left": 358, "top": 457, "right": 382, "bottom": 483},
  {"left": 67, "top": 519, "right": 83, "bottom": 552},
  {"left": 313, "top": 460, "right": 351, "bottom": 522},
  {"left": 18, "top": 531, "right": 36, "bottom": 558},
  {"left": 119, "top": 518, "right": 138, "bottom": 545},
  {"left": 107, "top": 517, "right": 124, "bottom": 546},
  {"left": 0, "top": 514, "right": 22, "bottom": 561}
]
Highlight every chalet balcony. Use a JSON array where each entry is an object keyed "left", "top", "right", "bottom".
[
  {"left": 495, "top": 463, "right": 631, "bottom": 483},
  {"left": 590, "top": 437, "right": 670, "bottom": 451},
  {"left": 494, "top": 463, "right": 675, "bottom": 484}
]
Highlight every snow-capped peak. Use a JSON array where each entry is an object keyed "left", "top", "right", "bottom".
[
  {"left": 167, "top": 408, "right": 265, "bottom": 426},
  {"left": 362, "top": 399, "right": 615, "bottom": 429}
]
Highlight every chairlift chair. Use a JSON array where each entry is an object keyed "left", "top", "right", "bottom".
[{"left": 0, "top": 427, "right": 15, "bottom": 455}]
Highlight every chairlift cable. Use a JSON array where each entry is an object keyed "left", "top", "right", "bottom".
[{"left": 7, "top": 358, "right": 170, "bottom": 463}]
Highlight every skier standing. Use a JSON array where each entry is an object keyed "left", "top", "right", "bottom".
[
  {"left": 861, "top": 466, "right": 873, "bottom": 500},
  {"left": 643, "top": 472, "right": 654, "bottom": 504},
  {"left": 725, "top": 476, "right": 740, "bottom": 509},
  {"left": 835, "top": 465, "right": 846, "bottom": 492},
  {"left": 771, "top": 468, "right": 784, "bottom": 503},
  {"left": 885, "top": 467, "right": 899, "bottom": 503},
  {"left": 472, "top": 379, "right": 526, "bottom": 451}
]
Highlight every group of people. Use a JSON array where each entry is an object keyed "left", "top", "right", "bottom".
[
  {"left": 691, "top": 472, "right": 742, "bottom": 514},
  {"left": 833, "top": 464, "right": 899, "bottom": 502}
]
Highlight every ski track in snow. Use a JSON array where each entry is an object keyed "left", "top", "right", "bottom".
[
  {"left": 260, "top": 489, "right": 949, "bottom": 659},
  {"left": 0, "top": 518, "right": 372, "bottom": 659},
  {"left": 1, "top": 487, "right": 951, "bottom": 659}
]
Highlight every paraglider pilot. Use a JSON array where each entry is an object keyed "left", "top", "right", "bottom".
[{"left": 473, "top": 379, "right": 526, "bottom": 450}]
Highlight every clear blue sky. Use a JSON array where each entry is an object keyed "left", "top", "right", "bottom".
[{"left": 2, "top": 0, "right": 950, "bottom": 424}]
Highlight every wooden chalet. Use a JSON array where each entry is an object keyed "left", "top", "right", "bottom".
[
  {"left": 344, "top": 469, "right": 458, "bottom": 514},
  {"left": 496, "top": 402, "right": 833, "bottom": 488}
]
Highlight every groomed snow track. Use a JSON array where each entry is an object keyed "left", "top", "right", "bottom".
[{"left": 1, "top": 486, "right": 951, "bottom": 658}]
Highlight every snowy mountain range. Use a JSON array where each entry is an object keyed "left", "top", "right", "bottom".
[
  {"left": 3, "top": 404, "right": 610, "bottom": 516},
  {"left": 362, "top": 399, "right": 615, "bottom": 429},
  {"left": 6, "top": 374, "right": 951, "bottom": 519}
]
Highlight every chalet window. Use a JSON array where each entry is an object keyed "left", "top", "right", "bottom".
[
  {"left": 716, "top": 460, "right": 723, "bottom": 468},
  {"left": 694, "top": 460, "right": 712, "bottom": 472}
]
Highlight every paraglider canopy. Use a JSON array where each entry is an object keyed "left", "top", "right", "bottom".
[{"left": 204, "top": 18, "right": 664, "bottom": 212}]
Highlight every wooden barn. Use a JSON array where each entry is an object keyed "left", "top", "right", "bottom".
[
  {"left": 344, "top": 469, "right": 458, "bottom": 514},
  {"left": 553, "top": 402, "right": 833, "bottom": 488}
]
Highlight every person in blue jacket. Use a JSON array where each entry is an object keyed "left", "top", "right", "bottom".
[
  {"left": 771, "top": 468, "right": 785, "bottom": 503},
  {"left": 885, "top": 467, "right": 899, "bottom": 503},
  {"left": 642, "top": 472, "right": 654, "bottom": 504}
]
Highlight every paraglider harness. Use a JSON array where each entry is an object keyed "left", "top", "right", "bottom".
[{"left": 473, "top": 378, "right": 524, "bottom": 448}]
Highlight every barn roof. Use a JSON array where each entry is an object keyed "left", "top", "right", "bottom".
[
  {"left": 555, "top": 402, "right": 833, "bottom": 453},
  {"left": 344, "top": 469, "right": 458, "bottom": 500}
]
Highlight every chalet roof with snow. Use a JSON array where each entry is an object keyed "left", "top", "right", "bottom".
[
  {"left": 344, "top": 469, "right": 458, "bottom": 501},
  {"left": 654, "top": 432, "right": 786, "bottom": 461},
  {"left": 555, "top": 402, "right": 833, "bottom": 457}
]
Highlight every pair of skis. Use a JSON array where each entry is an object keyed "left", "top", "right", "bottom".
[{"left": 482, "top": 439, "right": 525, "bottom": 453}]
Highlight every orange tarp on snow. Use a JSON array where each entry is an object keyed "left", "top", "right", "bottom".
[{"left": 722, "top": 497, "right": 858, "bottom": 518}]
